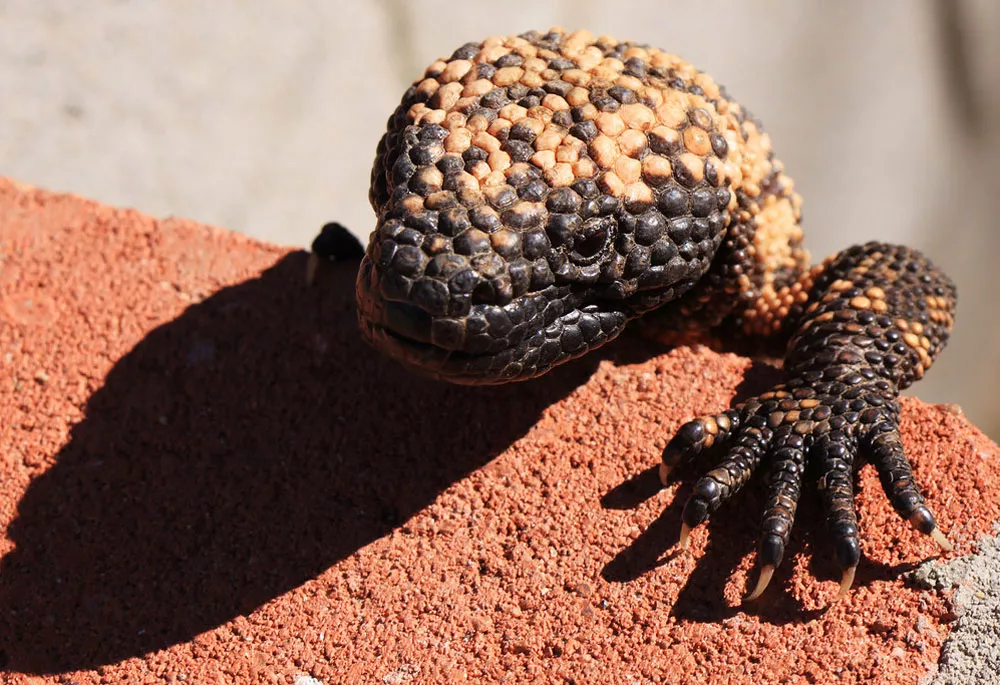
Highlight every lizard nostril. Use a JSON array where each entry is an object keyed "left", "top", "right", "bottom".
[
  {"left": 569, "top": 218, "right": 615, "bottom": 265},
  {"left": 573, "top": 230, "right": 607, "bottom": 260}
]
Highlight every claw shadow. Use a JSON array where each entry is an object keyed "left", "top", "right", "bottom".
[
  {"left": 601, "top": 471, "right": 826, "bottom": 625},
  {"left": 600, "top": 468, "right": 690, "bottom": 582},
  {"left": 0, "top": 253, "right": 599, "bottom": 674}
]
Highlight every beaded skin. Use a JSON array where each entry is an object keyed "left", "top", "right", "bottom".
[{"left": 313, "top": 28, "right": 958, "bottom": 600}]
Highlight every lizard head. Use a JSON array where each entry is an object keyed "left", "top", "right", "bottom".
[{"left": 355, "top": 29, "right": 734, "bottom": 384}]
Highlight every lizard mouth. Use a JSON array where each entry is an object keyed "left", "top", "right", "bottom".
[
  {"left": 360, "top": 314, "right": 532, "bottom": 385},
  {"left": 355, "top": 256, "right": 634, "bottom": 384},
  {"left": 357, "top": 291, "right": 632, "bottom": 386},
  {"left": 362, "top": 313, "right": 451, "bottom": 363},
  {"left": 362, "top": 320, "right": 476, "bottom": 381}
]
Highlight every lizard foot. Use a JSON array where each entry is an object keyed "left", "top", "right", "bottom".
[
  {"left": 660, "top": 372, "right": 952, "bottom": 601},
  {"left": 306, "top": 222, "right": 365, "bottom": 285}
]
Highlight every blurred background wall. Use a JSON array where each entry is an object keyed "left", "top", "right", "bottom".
[{"left": 2, "top": 0, "right": 998, "bottom": 437}]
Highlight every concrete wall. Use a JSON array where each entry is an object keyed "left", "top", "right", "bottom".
[{"left": 3, "top": 0, "right": 998, "bottom": 436}]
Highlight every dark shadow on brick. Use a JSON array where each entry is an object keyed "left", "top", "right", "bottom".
[{"left": 0, "top": 253, "right": 596, "bottom": 674}]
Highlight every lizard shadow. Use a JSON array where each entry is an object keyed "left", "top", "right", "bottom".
[{"left": 0, "top": 253, "right": 599, "bottom": 674}]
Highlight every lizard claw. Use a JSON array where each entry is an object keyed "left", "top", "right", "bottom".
[
  {"left": 835, "top": 566, "right": 857, "bottom": 600},
  {"left": 929, "top": 527, "right": 954, "bottom": 552},
  {"left": 678, "top": 523, "right": 692, "bottom": 551},
  {"left": 658, "top": 462, "right": 671, "bottom": 486},
  {"left": 908, "top": 508, "right": 954, "bottom": 552},
  {"left": 661, "top": 362, "right": 952, "bottom": 603},
  {"left": 745, "top": 564, "right": 775, "bottom": 602}
]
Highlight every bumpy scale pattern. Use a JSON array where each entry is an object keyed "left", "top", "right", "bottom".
[
  {"left": 663, "top": 243, "right": 956, "bottom": 598},
  {"left": 356, "top": 28, "right": 806, "bottom": 382},
  {"left": 337, "top": 28, "right": 959, "bottom": 599}
]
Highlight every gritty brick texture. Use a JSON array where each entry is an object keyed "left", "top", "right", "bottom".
[{"left": 1, "top": 178, "right": 999, "bottom": 683}]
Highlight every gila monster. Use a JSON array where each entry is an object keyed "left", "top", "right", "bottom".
[{"left": 311, "top": 28, "right": 957, "bottom": 601}]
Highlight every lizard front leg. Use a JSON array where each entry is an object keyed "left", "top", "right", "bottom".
[{"left": 662, "top": 242, "right": 956, "bottom": 599}]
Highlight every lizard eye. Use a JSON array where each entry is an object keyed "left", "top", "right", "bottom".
[{"left": 569, "top": 217, "right": 615, "bottom": 265}]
